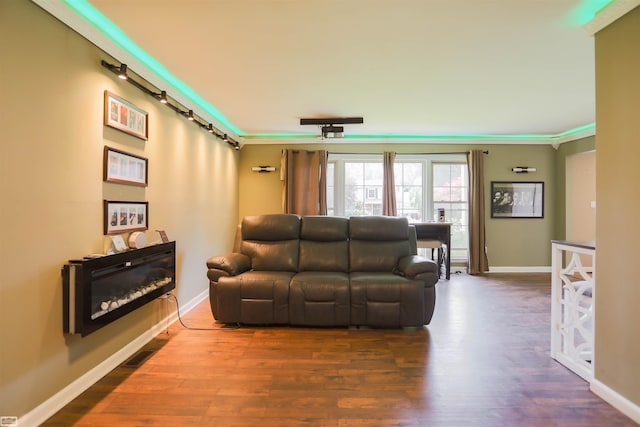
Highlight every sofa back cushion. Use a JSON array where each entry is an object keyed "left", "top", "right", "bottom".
[
  {"left": 299, "top": 216, "right": 349, "bottom": 272},
  {"left": 241, "top": 214, "right": 301, "bottom": 272},
  {"left": 349, "top": 216, "right": 411, "bottom": 272}
]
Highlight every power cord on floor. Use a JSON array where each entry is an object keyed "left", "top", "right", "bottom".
[{"left": 161, "top": 292, "right": 240, "bottom": 331}]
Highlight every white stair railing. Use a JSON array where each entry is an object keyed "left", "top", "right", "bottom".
[{"left": 550, "top": 240, "right": 595, "bottom": 382}]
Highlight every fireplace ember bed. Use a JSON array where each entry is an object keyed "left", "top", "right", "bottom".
[{"left": 62, "top": 241, "right": 176, "bottom": 337}]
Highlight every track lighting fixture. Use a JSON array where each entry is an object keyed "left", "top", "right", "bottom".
[
  {"left": 117, "top": 63, "right": 128, "bottom": 80},
  {"left": 100, "top": 59, "right": 239, "bottom": 149}
]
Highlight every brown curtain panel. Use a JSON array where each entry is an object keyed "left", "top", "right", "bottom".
[
  {"left": 467, "top": 149, "right": 490, "bottom": 274},
  {"left": 281, "top": 149, "right": 328, "bottom": 215},
  {"left": 383, "top": 151, "right": 397, "bottom": 216}
]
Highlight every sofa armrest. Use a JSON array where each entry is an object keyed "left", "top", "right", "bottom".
[
  {"left": 207, "top": 269, "right": 230, "bottom": 283},
  {"left": 396, "top": 255, "right": 438, "bottom": 280},
  {"left": 206, "top": 252, "right": 251, "bottom": 276}
]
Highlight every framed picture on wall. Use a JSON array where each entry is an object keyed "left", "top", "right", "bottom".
[
  {"left": 103, "top": 200, "right": 148, "bottom": 235},
  {"left": 491, "top": 181, "right": 544, "bottom": 218},
  {"left": 103, "top": 146, "right": 148, "bottom": 186},
  {"left": 103, "top": 91, "right": 148, "bottom": 140}
]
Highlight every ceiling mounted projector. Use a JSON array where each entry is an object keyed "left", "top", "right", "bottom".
[
  {"left": 321, "top": 125, "right": 344, "bottom": 138},
  {"left": 300, "top": 117, "right": 363, "bottom": 139}
]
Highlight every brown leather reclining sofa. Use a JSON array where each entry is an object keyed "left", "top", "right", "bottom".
[{"left": 206, "top": 214, "right": 439, "bottom": 328}]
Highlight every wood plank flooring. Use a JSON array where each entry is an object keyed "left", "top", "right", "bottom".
[{"left": 42, "top": 273, "right": 637, "bottom": 426}]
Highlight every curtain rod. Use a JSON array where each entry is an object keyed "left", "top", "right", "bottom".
[{"left": 328, "top": 150, "right": 489, "bottom": 156}]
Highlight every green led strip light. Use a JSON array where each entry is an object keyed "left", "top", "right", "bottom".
[
  {"left": 569, "top": 0, "right": 618, "bottom": 26},
  {"left": 64, "top": 0, "right": 598, "bottom": 143},
  {"left": 243, "top": 123, "right": 595, "bottom": 141}
]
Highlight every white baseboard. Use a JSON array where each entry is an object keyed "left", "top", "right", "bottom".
[
  {"left": 488, "top": 266, "right": 551, "bottom": 273},
  {"left": 590, "top": 378, "right": 640, "bottom": 424},
  {"left": 20, "top": 289, "right": 209, "bottom": 427}
]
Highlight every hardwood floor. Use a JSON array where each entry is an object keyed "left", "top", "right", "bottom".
[{"left": 43, "top": 273, "right": 637, "bottom": 426}]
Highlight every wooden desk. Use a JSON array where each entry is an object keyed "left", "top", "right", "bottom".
[{"left": 413, "top": 223, "right": 451, "bottom": 280}]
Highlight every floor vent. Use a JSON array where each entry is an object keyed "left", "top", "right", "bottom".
[{"left": 123, "top": 349, "right": 155, "bottom": 368}]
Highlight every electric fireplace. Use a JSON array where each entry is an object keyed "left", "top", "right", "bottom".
[{"left": 62, "top": 241, "right": 176, "bottom": 336}]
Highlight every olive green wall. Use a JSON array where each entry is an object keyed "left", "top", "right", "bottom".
[
  {"left": 554, "top": 136, "right": 596, "bottom": 241},
  {"left": 0, "top": 1, "right": 238, "bottom": 419},
  {"left": 5, "top": 0, "right": 637, "bottom": 420},
  {"left": 594, "top": 5, "right": 640, "bottom": 407},
  {"left": 239, "top": 142, "right": 559, "bottom": 268}
]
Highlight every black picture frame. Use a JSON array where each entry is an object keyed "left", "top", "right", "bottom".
[
  {"left": 103, "top": 200, "right": 149, "bottom": 235},
  {"left": 491, "top": 181, "right": 544, "bottom": 218},
  {"left": 103, "top": 146, "right": 148, "bottom": 186}
]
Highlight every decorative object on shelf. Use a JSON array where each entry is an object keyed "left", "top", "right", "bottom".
[
  {"left": 156, "top": 229, "right": 169, "bottom": 243},
  {"left": 128, "top": 231, "right": 147, "bottom": 249},
  {"left": 103, "top": 146, "right": 148, "bottom": 186},
  {"left": 104, "top": 200, "right": 149, "bottom": 235},
  {"left": 512, "top": 166, "right": 537, "bottom": 173},
  {"left": 491, "top": 181, "right": 544, "bottom": 218},
  {"left": 109, "top": 235, "right": 127, "bottom": 253},
  {"left": 251, "top": 166, "right": 277, "bottom": 173},
  {"left": 104, "top": 90, "right": 149, "bottom": 140}
]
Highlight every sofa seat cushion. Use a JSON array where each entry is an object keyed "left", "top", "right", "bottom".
[
  {"left": 349, "top": 272, "right": 425, "bottom": 328},
  {"left": 217, "top": 271, "right": 294, "bottom": 324},
  {"left": 289, "top": 272, "right": 350, "bottom": 326}
]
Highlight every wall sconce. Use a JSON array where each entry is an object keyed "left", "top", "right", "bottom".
[
  {"left": 252, "top": 166, "right": 276, "bottom": 172},
  {"left": 512, "top": 166, "right": 537, "bottom": 173}
]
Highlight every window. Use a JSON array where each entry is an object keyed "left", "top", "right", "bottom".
[
  {"left": 328, "top": 154, "right": 468, "bottom": 261},
  {"left": 328, "top": 156, "right": 384, "bottom": 217},
  {"left": 432, "top": 162, "right": 469, "bottom": 260},
  {"left": 394, "top": 161, "right": 423, "bottom": 221}
]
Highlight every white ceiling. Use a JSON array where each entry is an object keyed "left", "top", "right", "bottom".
[{"left": 47, "top": 0, "right": 600, "bottom": 143}]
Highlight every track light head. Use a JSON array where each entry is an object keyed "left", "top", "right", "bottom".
[
  {"left": 234, "top": 143, "right": 240, "bottom": 151},
  {"left": 117, "top": 63, "right": 128, "bottom": 80},
  {"left": 222, "top": 133, "right": 228, "bottom": 142},
  {"left": 187, "top": 110, "right": 194, "bottom": 121},
  {"left": 159, "top": 90, "right": 168, "bottom": 104},
  {"left": 207, "top": 124, "right": 214, "bottom": 133}
]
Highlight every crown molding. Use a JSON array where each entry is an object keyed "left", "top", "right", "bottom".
[{"left": 583, "top": 0, "right": 640, "bottom": 35}]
